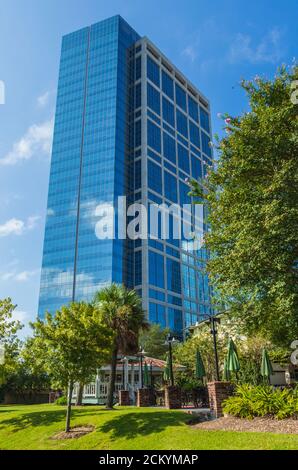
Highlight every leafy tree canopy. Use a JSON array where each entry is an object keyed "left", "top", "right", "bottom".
[
  {"left": 0, "top": 298, "right": 22, "bottom": 343},
  {"left": 191, "top": 65, "right": 298, "bottom": 347},
  {"left": 31, "top": 302, "right": 113, "bottom": 390},
  {"left": 139, "top": 324, "right": 170, "bottom": 360}
]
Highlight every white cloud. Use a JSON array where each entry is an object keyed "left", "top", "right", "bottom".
[
  {"left": 182, "top": 45, "right": 197, "bottom": 63},
  {"left": 0, "top": 269, "right": 39, "bottom": 283},
  {"left": 0, "top": 215, "right": 41, "bottom": 237},
  {"left": 228, "top": 27, "right": 283, "bottom": 64},
  {"left": 1, "top": 272, "right": 15, "bottom": 281},
  {"left": 37, "top": 91, "right": 50, "bottom": 108},
  {"left": 27, "top": 215, "right": 41, "bottom": 230},
  {"left": 12, "top": 310, "right": 29, "bottom": 323},
  {"left": 180, "top": 18, "right": 219, "bottom": 66},
  {"left": 0, "top": 118, "right": 54, "bottom": 166},
  {"left": 0, "top": 218, "right": 24, "bottom": 237},
  {"left": 12, "top": 310, "right": 36, "bottom": 339},
  {"left": 15, "top": 270, "right": 39, "bottom": 282}
]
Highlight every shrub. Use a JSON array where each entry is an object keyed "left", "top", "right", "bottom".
[
  {"left": 223, "top": 384, "right": 298, "bottom": 420},
  {"left": 55, "top": 395, "right": 67, "bottom": 406}
]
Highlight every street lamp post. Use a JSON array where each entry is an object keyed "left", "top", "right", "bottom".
[
  {"left": 121, "top": 356, "right": 125, "bottom": 389},
  {"left": 137, "top": 347, "right": 146, "bottom": 389},
  {"left": 165, "top": 334, "right": 178, "bottom": 387},
  {"left": 188, "top": 313, "right": 221, "bottom": 382},
  {"left": 209, "top": 316, "right": 220, "bottom": 381}
]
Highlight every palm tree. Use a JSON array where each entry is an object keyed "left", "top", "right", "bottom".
[{"left": 94, "top": 284, "right": 148, "bottom": 409}]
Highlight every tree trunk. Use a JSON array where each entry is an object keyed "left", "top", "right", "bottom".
[
  {"left": 65, "top": 381, "right": 73, "bottom": 433},
  {"left": 75, "top": 383, "right": 84, "bottom": 406},
  {"left": 106, "top": 343, "right": 118, "bottom": 409}
]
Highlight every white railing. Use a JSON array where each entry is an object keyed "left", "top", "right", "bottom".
[
  {"left": 84, "top": 383, "right": 96, "bottom": 397},
  {"left": 74, "top": 381, "right": 138, "bottom": 400}
]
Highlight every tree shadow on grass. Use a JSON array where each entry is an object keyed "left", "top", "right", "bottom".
[
  {"left": 0, "top": 407, "right": 107, "bottom": 433},
  {"left": 99, "top": 411, "right": 188, "bottom": 440}
]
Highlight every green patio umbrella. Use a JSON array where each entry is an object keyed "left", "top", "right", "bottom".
[
  {"left": 143, "top": 362, "right": 150, "bottom": 387},
  {"left": 226, "top": 338, "right": 240, "bottom": 378},
  {"left": 261, "top": 348, "right": 274, "bottom": 384},
  {"left": 223, "top": 357, "right": 231, "bottom": 381},
  {"left": 195, "top": 349, "right": 206, "bottom": 380},
  {"left": 163, "top": 353, "right": 171, "bottom": 382}
]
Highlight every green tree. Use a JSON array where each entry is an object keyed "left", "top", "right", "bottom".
[
  {"left": 174, "top": 319, "right": 283, "bottom": 385},
  {"left": 94, "top": 284, "right": 148, "bottom": 409},
  {"left": 174, "top": 317, "right": 241, "bottom": 381},
  {"left": 0, "top": 335, "right": 52, "bottom": 401},
  {"left": 0, "top": 298, "right": 23, "bottom": 386},
  {"left": 191, "top": 66, "right": 298, "bottom": 347},
  {"left": 0, "top": 298, "right": 22, "bottom": 342},
  {"left": 139, "top": 324, "right": 170, "bottom": 359},
  {"left": 31, "top": 302, "right": 112, "bottom": 432}
]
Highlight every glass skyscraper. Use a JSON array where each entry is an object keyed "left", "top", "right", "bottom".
[{"left": 38, "top": 15, "right": 213, "bottom": 338}]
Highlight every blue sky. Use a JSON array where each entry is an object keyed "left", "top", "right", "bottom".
[{"left": 0, "top": 0, "right": 296, "bottom": 338}]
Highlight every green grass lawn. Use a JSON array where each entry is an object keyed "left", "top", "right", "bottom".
[{"left": 0, "top": 404, "right": 297, "bottom": 450}]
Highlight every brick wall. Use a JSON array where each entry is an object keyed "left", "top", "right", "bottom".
[
  {"left": 165, "top": 386, "right": 182, "bottom": 409},
  {"left": 207, "top": 381, "right": 232, "bottom": 418},
  {"left": 137, "top": 388, "right": 155, "bottom": 407},
  {"left": 119, "top": 390, "right": 130, "bottom": 406}
]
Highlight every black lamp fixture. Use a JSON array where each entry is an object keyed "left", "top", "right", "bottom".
[
  {"left": 137, "top": 347, "right": 147, "bottom": 388},
  {"left": 164, "top": 334, "right": 179, "bottom": 386},
  {"left": 189, "top": 314, "right": 221, "bottom": 382}
]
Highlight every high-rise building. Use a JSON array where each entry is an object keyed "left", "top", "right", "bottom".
[{"left": 38, "top": 15, "right": 213, "bottom": 338}]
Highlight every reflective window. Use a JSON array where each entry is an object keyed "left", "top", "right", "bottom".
[
  {"left": 200, "top": 106, "right": 210, "bottom": 133},
  {"left": 166, "top": 214, "right": 180, "bottom": 248},
  {"left": 148, "top": 160, "right": 162, "bottom": 193},
  {"left": 164, "top": 171, "right": 178, "bottom": 202},
  {"left": 147, "top": 56, "right": 160, "bottom": 87},
  {"left": 191, "top": 155, "right": 202, "bottom": 180},
  {"left": 176, "top": 110, "right": 188, "bottom": 138},
  {"left": 179, "top": 181, "right": 191, "bottom": 205},
  {"left": 147, "top": 83, "right": 160, "bottom": 115},
  {"left": 136, "top": 56, "right": 141, "bottom": 80},
  {"left": 162, "top": 97, "right": 175, "bottom": 128},
  {"left": 136, "top": 83, "right": 141, "bottom": 108},
  {"left": 188, "top": 96, "right": 198, "bottom": 122},
  {"left": 175, "top": 83, "right": 186, "bottom": 111},
  {"left": 167, "top": 258, "right": 181, "bottom": 293},
  {"left": 182, "top": 264, "right": 197, "bottom": 299},
  {"left": 162, "top": 70, "right": 174, "bottom": 99},
  {"left": 149, "top": 251, "right": 165, "bottom": 288},
  {"left": 201, "top": 131, "right": 212, "bottom": 157},
  {"left": 178, "top": 144, "right": 189, "bottom": 174},
  {"left": 168, "top": 308, "right": 183, "bottom": 334},
  {"left": 135, "top": 160, "right": 141, "bottom": 189},
  {"left": 135, "top": 120, "right": 141, "bottom": 147},
  {"left": 168, "top": 294, "right": 182, "bottom": 306},
  {"left": 148, "top": 120, "right": 161, "bottom": 153},
  {"left": 149, "top": 302, "right": 166, "bottom": 328},
  {"left": 135, "top": 251, "right": 142, "bottom": 285},
  {"left": 189, "top": 121, "right": 200, "bottom": 148},
  {"left": 163, "top": 132, "right": 176, "bottom": 164},
  {"left": 149, "top": 288, "right": 165, "bottom": 301}
]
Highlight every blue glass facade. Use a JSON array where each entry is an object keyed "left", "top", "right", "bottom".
[
  {"left": 139, "top": 38, "right": 214, "bottom": 339},
  {"left": 39, "top": 16, "right": 213, "bottom": 339},
  {"left": 39, "top": 16, "right": 140, "bottom": 316}
]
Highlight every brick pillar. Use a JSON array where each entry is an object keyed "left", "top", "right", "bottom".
[
  {"left": 165, "top": 386, "right": 182, "bottom": 409},
  {"left": 119, "top": 390, "right": 130, "bottom": 406},
  {"left": 207, "top": 381, "right": 232, "bottom": 418},
  {"left": 137, "top": 388, "right": 155, "bottom": 407}
]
